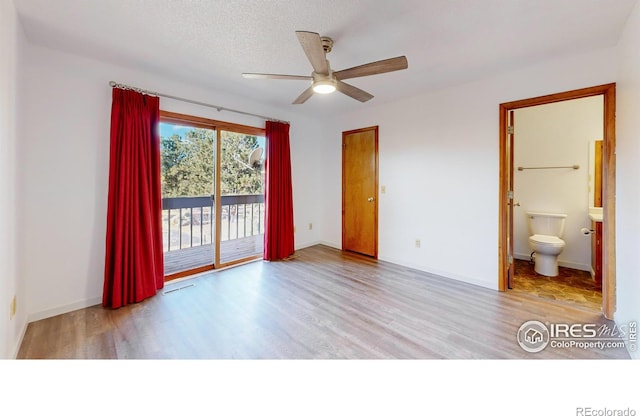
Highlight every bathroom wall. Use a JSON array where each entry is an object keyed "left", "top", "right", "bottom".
[{"left": 513, "top": 96, "right": 604, "bottom": 271}]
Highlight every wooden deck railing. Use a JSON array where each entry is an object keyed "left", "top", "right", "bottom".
[{"left": 162, "top": 194, "right": 265, "bottom": 252}]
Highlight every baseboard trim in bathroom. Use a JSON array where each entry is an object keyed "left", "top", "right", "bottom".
[
  {"left": 513, "top": 252, "right": 591, "bottom": 273},
  {"left": 512, "top": 259, "right": 602, "bottom": 312},
  {"left": 557, "top": 261, "right": 591, "bottom": 273}
]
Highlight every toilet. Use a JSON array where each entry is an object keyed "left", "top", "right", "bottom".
[{"left": 526, "top": 212, "right": 567, "bottom": 277}]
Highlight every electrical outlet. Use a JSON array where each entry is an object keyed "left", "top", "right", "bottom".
[
  {"left": 308, "top": 223, "right": 313, "bottom": 230},
  {"left": 10, "top": 295, "right": 16, "bottom": 320},
  {"left": 415, "top": 239, "right": 421, "bottom": 248}
]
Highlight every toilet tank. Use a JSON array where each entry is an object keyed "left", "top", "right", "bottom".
[{"left": 526, "top": 212, "right": 567, "bottom": 238}]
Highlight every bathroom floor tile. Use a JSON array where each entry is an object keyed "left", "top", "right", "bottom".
[{"left": 512, "top": 259, "right": 602, "bottom": 312}]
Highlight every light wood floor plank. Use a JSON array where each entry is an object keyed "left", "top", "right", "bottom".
[{"left": 17, "top": 245, "right": 630, "bottom": 359}]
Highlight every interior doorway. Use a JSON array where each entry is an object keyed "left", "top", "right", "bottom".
[
  {"left": 342, "top": 126, "right": 379, "bottom": 258},
  {"left": 498, "top": 84, "right": 616, "bottom": 319},
  {"left": 509, "top": 96, "right": 604, "bottom": 312}
]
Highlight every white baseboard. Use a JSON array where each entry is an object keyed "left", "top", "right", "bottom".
[
  {"left": 295, "top": 240, "right": 326, "bottom": 250},
  {"left": 315, "top": 240, "right": 341, "bottom": 250},
  {"left": 378, "top": 255, "right": 498, "bottom": 291},
  {"left": 11, "top": 317, "right": 28, "bottom": 359},
  {"left": 25, "top": 244, "right": 335, "bottom": 324},
  {"left": 514, "top": 252, "right": 591, "bottom": 272},
  {"left": 27, "top": 296, "right": 102, "bottom": 323},
  {"left": 557, "top": 260, "right": 591, "bottom": 272},
  {"left": 297, "top": 243, "right": 496, "bottom": 290},
  {"left": 514, "top": 253, "right": 534, "bottom": 262}
]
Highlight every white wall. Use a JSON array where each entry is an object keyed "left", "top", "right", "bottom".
[
  {"left": 513, "top": 96, "right": 603, "bottom": 271},
  {"left": 320, "top": 47, "right": 618, "bottom": 290},
  {"left": 616, "top": 0, "right": 640, "bottom": 359},
  {"left": 11, "top": 0, "right": 640, "bottom": 359},
  {"left": 0, "top": 0, "right": 26, "bottom": 358},
  {"left": 19, "top": 42, "right": 324, "bottom": 322}
]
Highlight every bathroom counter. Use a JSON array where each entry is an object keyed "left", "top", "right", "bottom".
[
  {"left": 589, "top": 212, "right": 603, "bottom": 222},
  {"left": 589, "top": 207, "right": 603, "bottom": 223}
]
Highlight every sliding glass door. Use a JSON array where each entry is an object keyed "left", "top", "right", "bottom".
[
  {"left": 218, "top": 131, "right": 266, "bottom": 265},
  {"left": 159, "top": 112, "right": 265, "bottom": 279},
  {"left": 160, "top": 122, "right": 216, "bottom": 277}
]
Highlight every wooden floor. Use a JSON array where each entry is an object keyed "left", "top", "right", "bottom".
[
  {"left": 17, "top": 245, "right": 630, "bottom": 359},
  {"left": 164, "top": 234, "right": 263, "bottom": 275}
]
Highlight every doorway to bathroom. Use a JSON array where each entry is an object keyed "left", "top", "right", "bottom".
[{"left": 498, "top": 84, "right": 616, "bottom": 319}]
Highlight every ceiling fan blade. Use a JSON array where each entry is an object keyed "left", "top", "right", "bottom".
[
  {"left": 336, "top": 80, "right": 374, "bottom": 103},
  {"left": 242, "top": 73, "right": 312, "bottom": 81},
  {"left": 334, "top": 56, "right": 408, "bottom": 81},
  {"left": 292, "top": 86, "right": 315, "bottom": 104},
  {"left": 295, "top": 31, "right": 329, "bottom": 74}
]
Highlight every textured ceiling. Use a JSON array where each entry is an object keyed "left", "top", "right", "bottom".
[{"left": 13, "top": 0, "right": 639, "bottom": 116}]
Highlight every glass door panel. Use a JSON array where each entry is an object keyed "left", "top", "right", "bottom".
[
  {"left": 218, "top": 130, "right": 265, "bottom": 265},
  {"left": 160, "top": 122, "right": 216, "bottom": 277}
]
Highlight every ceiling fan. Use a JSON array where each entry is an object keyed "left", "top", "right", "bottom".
[{"left": 242, "top": 31, "right": 408, "bottom": 104}]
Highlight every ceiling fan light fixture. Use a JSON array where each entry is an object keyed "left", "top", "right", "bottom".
[
  {"left": 312, "top": 79, "right": 337, "bottom": 94},
  {"left": 243, "top": 31, "right": 408, "bottom": 104}
]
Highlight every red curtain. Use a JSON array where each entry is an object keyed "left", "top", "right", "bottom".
[
  {"left": 103, "top": 88, "right": 164, "bottom": 308},
  {"left": 264, "top": 121, "right": 295, "bottom": 260}
]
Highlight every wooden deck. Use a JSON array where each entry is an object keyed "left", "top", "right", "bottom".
[{"left": 163, "top": 234, "right": 263, "bottom": 275}]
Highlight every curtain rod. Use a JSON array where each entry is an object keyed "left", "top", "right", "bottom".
[{"left": 108, "top": 81, "right": 289, "bottom": 125}]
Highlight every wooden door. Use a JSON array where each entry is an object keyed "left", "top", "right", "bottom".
[
  {"left": 507, "top": 111, "right": 515, "bottom": 289},
  {"left": 342, "top": 126, "right": 378, "bottom": 257}
]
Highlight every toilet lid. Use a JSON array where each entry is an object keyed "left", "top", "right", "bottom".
[{"left": 529, "top": 234, "right": 565, "bottom": 246}]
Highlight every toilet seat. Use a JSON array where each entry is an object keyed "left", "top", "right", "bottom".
[{"left": 529, "top": 234, "right": 565, "bottom": 247}]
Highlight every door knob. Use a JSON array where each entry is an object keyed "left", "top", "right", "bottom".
[{"left": 367, "top": 197, "right": 375, "bottom": 202}]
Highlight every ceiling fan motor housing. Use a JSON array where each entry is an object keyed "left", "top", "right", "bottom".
[{"left": 321, "top": 37, "right": 333, "bottom": 54}]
